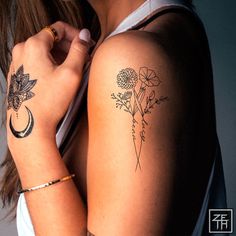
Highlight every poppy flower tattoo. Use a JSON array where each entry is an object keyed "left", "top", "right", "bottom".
[
  {"left": 7, "top": 65, "right": 37, "bottom": 138},
  {"left": 111, "top": 67, "right": 169, "bottom": 170}
]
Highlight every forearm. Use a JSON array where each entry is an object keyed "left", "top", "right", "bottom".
[
  {"left": 9, "top": 137, "right": 87, "bottom": 236},
  {"left": 5, "top": 22, "right": 93, "bottom": 235}
]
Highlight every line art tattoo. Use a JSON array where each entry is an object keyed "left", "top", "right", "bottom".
[
  {"left": 7, "top": 65, "right": 37, "bottom": 138},
  {"left": 111, "top": 67, "right": 168, "bottom": 170}
]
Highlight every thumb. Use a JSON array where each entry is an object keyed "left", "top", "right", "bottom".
[{"left": 62, "top": 28, "right": 91, "bottom": 73}]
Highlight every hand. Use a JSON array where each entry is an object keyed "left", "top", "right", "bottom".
[{"left": 7, "top": 22, "right": 92, "bottom": 143}]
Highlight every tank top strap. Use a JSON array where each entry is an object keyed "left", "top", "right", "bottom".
[{"left": 106, "top": 0, "right": 194, "bottom": 39}]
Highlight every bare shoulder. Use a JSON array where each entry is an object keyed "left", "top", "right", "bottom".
[
  {"left": 87, "top": 30, "right": 182, "bottom": 127},
  {"left": 89, "top": 30, "right": 177, "bottom": 94},
  {"left": 89, "top": 10, "right": 209, "bottom": 86},
  {"left": 87, "top": 9, "right": 211, "bottom": 120},
  {"left": 88, "top": 19, "right": 203, "bottom": 111},
  {"left": 87, "top": 29, "right": 192, "bottom": 145},
  {"left": 94, "top": 29, "right": 168, "bottom": 57},
  {"left": 91, "top": 29, "right": 174, "bottom": 72}
]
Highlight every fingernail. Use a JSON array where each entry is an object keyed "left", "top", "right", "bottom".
[{"left": 79, "top": 28, "right": 91, "bottom": 43}]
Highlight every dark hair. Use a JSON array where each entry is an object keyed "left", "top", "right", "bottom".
[{"left": 0, "top": 0, "right": 99, "bottom": 218}]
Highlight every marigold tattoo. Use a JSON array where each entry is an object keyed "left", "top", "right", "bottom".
[
  {"left": 7, "top": 65, "right": 37, "bottom": 138},
  {"left": 111, "top": 67, "right": 168, "bottom": 170}
]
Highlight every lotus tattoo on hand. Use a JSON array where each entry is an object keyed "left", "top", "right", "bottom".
[
  {"left": 7, "top": 65, "right": 37, "bottom": 138},
  {"left": 8, "top": 65, "right": 37, "bottom": 112}
]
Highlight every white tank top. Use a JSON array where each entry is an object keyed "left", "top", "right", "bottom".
[{"left": 16, "top": 1, "right": 227, "bottom": 235}]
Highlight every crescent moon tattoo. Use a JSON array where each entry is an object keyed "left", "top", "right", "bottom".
[{"left": 9, "top": 106, "right": 34, "bottom": 138}]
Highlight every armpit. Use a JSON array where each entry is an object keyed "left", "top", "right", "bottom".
[{"left": 87, "top": 230, "right": 95, "bottom": 236}]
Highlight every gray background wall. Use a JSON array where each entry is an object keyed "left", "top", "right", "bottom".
[{"left": 0, "top": 0, "right": 235, "bottom": 235}]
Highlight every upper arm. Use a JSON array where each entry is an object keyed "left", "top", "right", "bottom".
[{"left": 87, "top": 31, "right": 191, "bottom": 235}]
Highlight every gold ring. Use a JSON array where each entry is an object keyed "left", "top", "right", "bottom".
[{"left": 43, "top": 26, "right": 59, "bottom": 42}]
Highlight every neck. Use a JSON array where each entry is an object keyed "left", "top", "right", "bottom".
[{"left": 88, "top": 0, "right": 146, "bottom": 40}]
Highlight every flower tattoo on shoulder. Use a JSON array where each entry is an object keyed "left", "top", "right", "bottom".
[{"left": 111, "top": 67, "right": 169, "bottom": 171}]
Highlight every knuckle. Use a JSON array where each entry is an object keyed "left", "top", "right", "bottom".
[
  {"left": 51, "top": 21, "right": 65, "bottom": 39},
  {"left": 25, "top": 37, "right": 43, "bottom": 51},
  {"left": 55, "top": 21, "right": 64, "bottom": 26},
  {"left": 12, "top": 43, "right": 24, "bottom": 57},
  {"left": 53, "top": 21, "right": 64, "bottom": 29}
]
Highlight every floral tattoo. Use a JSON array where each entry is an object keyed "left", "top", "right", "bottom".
[
  {"left": 7, "top": 65, "right": 37, "bottom": 138},
  {"left": 111, "top": 67, "right": 168, "bottom": 170}
]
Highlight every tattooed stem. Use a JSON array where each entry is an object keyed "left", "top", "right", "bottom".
[
  {"left": 132, "top": 89, "right": 137, "bottom": 116},
  {"left": 137, "top": 83, "right": 146, "bottom": 103},
  {"left": 135, "top": 115, "right": 147, "bottom": 171},
  {"left": 133, "top": 136, "right": 141, "bottom": 170},
  {"left": 132, "top": 116, "right": 141, "bottom": 170},
  {"left": 135, "top": 138, "right": 143, "bottom": 171},
  {"left": 133, "top": 89, "right": 144, "bottom": 116},
  {"left": 137, "top": 82, "right": 144, "bottom": 97},
  {"left": 131, "top": 88, "right": 143, "bottom": 170}
]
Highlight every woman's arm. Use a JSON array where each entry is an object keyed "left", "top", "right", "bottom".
[
  {"left": 7, "top": 22, "right": 91, "bottom": 235},
  {"left": 8, "top": 21, "right": 199, "bottom": 236},
  {"left": 87, "top": 30, "right": 193, "bottom": 235},
  {"left": 11, "top": 137, "right": 87, "bottom": 235}
]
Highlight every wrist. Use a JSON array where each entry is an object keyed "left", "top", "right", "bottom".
[
  {"left": 8, "top": 139, "right": 68, "bottom": 189},
  {"left": 7, "top": 104, "right": 58, "bottom": 143},
  {"left": 7, "top": 117, "right": 57, "bottom": 144},
  {"left": 7, "top": 129, "right": 58, "bottom": 160},
  {"left": 7, "top": 135, "right": 64, "bottom": 181}
]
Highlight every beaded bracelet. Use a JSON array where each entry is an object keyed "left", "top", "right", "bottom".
[{"left": 17, "top": 174, "right": 75, "bottom": 194}]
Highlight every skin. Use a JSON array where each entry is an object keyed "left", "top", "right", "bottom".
[{"left": 7, "top": 0, "right": 216, "bottom": 235}]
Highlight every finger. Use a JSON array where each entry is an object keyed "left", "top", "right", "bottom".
[
  {"left": 52, "top": 32, "right": 95, "bottom": 65},
  {"left": 51, "top": 21, "right": 80, "bottom": 42},
  {"left": 55, "top": 37, "right": 95, "bottom": 55},
  {"left": 35, "top": 21, "right": 80, "bottom": 50},
  {"left": 54, "top": 39, "right": 71, "bottom": 54},
  {"left": 61, "top": 29, "right": 91, "bottom": 74},
  {"left": 50, "top": 40, "right": 72, "bottom": 64}
]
